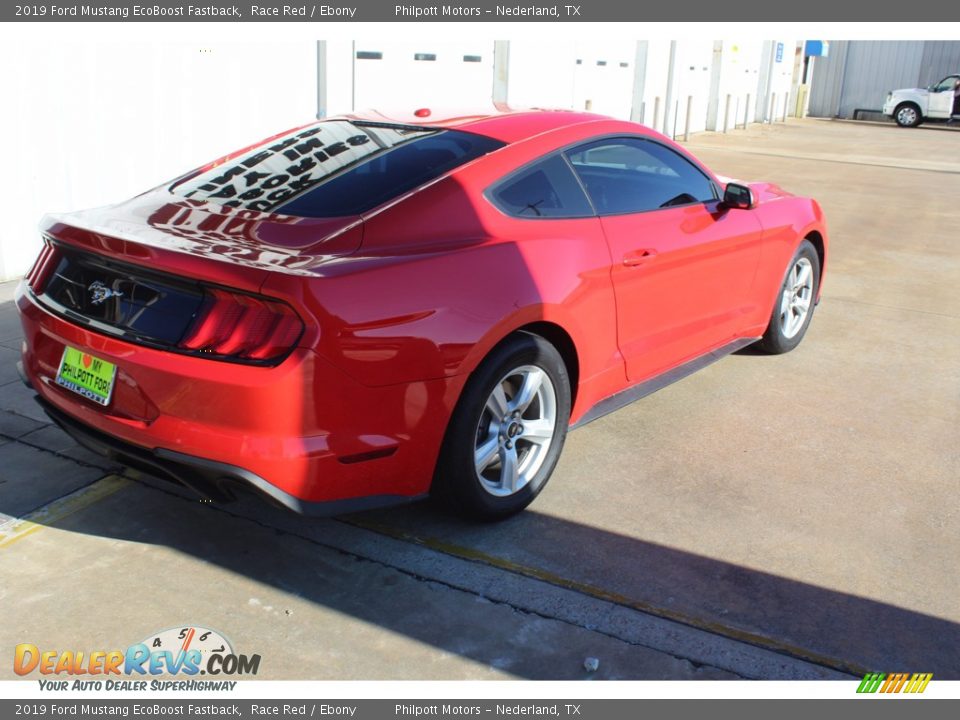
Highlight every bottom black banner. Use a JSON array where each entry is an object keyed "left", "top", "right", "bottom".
[{"left": 0, "top": 700, "right": 957, "bottom": 720}]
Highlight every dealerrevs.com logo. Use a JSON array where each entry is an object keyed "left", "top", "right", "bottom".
[{"left": 14, "top": 626, "right": 260, "bottom": 691}]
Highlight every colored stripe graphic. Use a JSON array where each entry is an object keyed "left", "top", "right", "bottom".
[
  {"left": 857, "top": 673, "right": 885, "bottom": 693},
  {"left": 857, "top": 672, "right": 932, "bottom": 694}
]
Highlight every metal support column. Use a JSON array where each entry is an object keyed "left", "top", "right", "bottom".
[
  {"left": 662, "top": 40, "right": 677, "bottom": 136},
  {"left": 629, "top": 41, "right": 649, "bottom": 124},
  {"left": 705, "top": 40, "right": 723, "bottom": 131},
  {"left": 493, "top": 41, "right": 510, "bottom": 107},
  {"left": 316, "top": 41, "right": 327, "bottom": 119}
]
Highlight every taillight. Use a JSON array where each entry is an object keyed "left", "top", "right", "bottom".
[
  {"left": 26, "top": 242, "right": 59, "bottom": 293},
  {"left": 179, "top": 289, "right": 303, "bottom": 364}
]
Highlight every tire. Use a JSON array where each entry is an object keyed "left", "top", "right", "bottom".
[
  {"left": 894, "top": 103, "right": 922, "bottom": 128},
  {"left": 433, "top": 332, "right": 571, "bottom": 521},
  {"left": 756, "top": 239, "right": 821, "bottom": 355}
]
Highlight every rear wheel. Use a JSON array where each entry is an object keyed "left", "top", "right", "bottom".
[
  {"left": 433, "top": 333, "right": 571, "bottom": 520},
  {"left": 757, "top": 239, "right": 820, "bottom": 354},
  {"left": 894, "top": 103, "right": 922, "bottom": 127}
]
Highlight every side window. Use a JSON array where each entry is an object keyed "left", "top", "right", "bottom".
[
  {"left": 936, "top": 76, "right": 960, "bottom": 92},
  {"left": 566, "top": 138, "right": 717, "bottom": 215},
  {"left": 490, "top": 154, "right": 593, "bottom": 219}
]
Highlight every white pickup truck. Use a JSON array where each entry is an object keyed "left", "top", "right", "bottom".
[{"left": 882, "top": 74, "right": 960, "bottom": 127}]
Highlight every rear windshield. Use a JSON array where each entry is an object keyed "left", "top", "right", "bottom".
[{"left": 170, "top": 121, "right": 504, "bottom": 218}]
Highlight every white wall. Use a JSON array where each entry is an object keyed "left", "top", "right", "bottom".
[
  {"left": 569, "top": 41, "right": 636, "bottom": 119},
  {"left": 350, "top": 40, "right": 495, "bottom": 114},
  {"left": 506, "top": 40, "right": 636, "bottom": 118},
  {"left": 506, "top": 41, "right": 577, "bottom": 111},
  {"left": 0, "top": 41, "right": 316, "bottom": 281},
  {"left": 637, "top": 38, "right": 673, "bottom": 132},
  {"left": 717, "top": 39, "right": 765, "bottom": 128},
  {"left": 668, "top": 41, "right": 715, "bottom": 137},
  {"left": 768, "top": 40, "right": 800, "bottom": 120}
]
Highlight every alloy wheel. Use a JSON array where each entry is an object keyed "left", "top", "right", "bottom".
[
  {"left": 474, "top": 365, "right": 558, "bottom": 497},
  {"left": 779, "top": 256, "right": 814, "bottom": 339}
]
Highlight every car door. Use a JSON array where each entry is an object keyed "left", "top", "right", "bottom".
[
  {"left": 928, "top": 76, "right": 959, "bottom": 118},
  {"left": 566, "top": 137, "right": 764, "bottom": 383}
]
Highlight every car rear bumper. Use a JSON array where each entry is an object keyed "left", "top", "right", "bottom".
[
  {"left": 30, "top": 394, "right": 418, "bottom": 515},
  {"left": 15, "top": 282, "right": 451, "bottom": 512}
]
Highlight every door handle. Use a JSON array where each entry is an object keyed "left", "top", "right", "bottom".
[{"left": 622, "top": 249, "right": 658, "bottom": 267}]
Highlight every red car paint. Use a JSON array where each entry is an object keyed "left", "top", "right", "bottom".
[{"left": 15, "top": 109, "right": 827, "bottom": 513}]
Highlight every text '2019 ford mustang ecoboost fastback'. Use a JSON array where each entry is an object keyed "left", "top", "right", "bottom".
[{"left": 16, "top": 108, "right": 828, "bottom": 520}]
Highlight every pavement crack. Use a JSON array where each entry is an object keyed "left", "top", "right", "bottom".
[
  {"left": 2, "top": 430, "right": 120, "bottom": 472},
  {"left": 0, "top": 473, "right": 115, "bottom": 531}
]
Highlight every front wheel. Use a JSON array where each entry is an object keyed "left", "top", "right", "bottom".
[
  {"left": 894, "top": 103, "right": 922, "bottom": 127},
  {"left": 757, "top": 239, "right": 821, "bottom": 354},
  {"left": 433, "top": 333, "right": 571, "bottom": 521}
]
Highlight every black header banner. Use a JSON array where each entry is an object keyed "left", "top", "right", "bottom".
[{"left": 3, "top": 0, "right": 957, "bottom": 22}]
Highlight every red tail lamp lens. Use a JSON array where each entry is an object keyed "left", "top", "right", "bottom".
[
  {"left": 180, "top": 289, "right": 303, "bottom": 363},
  {"left": 26, "top": 242, "right": 58, "bottom": 293}
]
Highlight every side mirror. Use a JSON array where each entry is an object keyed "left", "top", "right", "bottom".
[{"left": 722, "top": 182, "right": 756, "bottom": 210}]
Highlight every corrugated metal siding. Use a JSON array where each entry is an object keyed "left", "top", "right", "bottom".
[
  {"left": 837, "top": 42, "right": 924, "bottom": 116},
  {"left": 808, "top": 41, "right": 960, "bottom": 118},
  {"left": 806, "top": 40, "right": 848, "bottom": 117},
  {"left": 918, "top": 41, "right": 960, "bottom": 86}
]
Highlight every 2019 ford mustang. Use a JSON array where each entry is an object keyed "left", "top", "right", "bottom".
[{"left": 16, "top": 108, "right": 827, "bottom": 520}]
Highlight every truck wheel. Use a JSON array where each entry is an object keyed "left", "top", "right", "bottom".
[{"left": 894, "top": 103, "right": 922, "bottom": 128}]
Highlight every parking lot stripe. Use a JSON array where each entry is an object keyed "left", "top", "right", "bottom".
[
  {"left": 344, "top": 516, "right": 866, "bottom": 677},
  {"left": 0, "top": 474, "right": 130, "bottom": 548}
]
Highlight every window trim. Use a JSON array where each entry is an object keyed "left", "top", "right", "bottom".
[
  {"left": 934, "top": 75, "right": 960, "bottom": 92},
  {"left": 565, "top": 135, "right": 721, "bottom": 217},
  {"left": 484, "top": 133, "right": 722, "bottom": 221},
  {"left": 484, "top": 150, "right": 597, "bottom": 221}
]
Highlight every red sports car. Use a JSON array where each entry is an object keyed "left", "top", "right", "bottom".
[{"left": 16, "top": 108, "right": 827, "bottom": 520}]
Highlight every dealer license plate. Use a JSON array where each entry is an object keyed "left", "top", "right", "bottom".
[{"left": 55, "top": 346, "right": 117, "bottom": 407}]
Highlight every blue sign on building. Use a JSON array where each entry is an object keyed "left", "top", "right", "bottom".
[
  {"left": 804, "top": 40, "right": 830, "bottom": 57},
  {"left": 775, "top": 42, "right": 784, "bottom": 63}
]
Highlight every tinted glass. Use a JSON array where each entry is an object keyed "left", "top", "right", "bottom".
[
  {"left": 42, "top": 248, "right": 204, "bottom": 346},
  {"left": 567, "top": 138, "right": 716, "bottom": 215},
  {"left": 934, "top": 76, "right": 960, "bottom": 92},
  {"left": 171, "top": 121, "right": 503, "bottom": 218},
  {"left": 490, "top": 154, "right": 593, "bottom": 218}
]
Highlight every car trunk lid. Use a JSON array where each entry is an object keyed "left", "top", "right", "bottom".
[
  {"left": 29, "top": 192, "right": 362, "bottom": 358},
  {"left": 40, "top": 190, "right": 364, "bottom": 280}
]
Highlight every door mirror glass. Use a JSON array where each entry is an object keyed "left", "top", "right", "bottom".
[{"left": 722, "top": 183, "right": 755, "bottom": 210}]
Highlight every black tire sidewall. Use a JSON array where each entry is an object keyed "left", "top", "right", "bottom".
[
  {"left": 760, "top": 240, "right": 821, "bottom": 354},
  {"left": 895, "top": 103, "right": 921, "bottom": 128},
  {"left": 433, "top": 333, "right": 571, "bottom": 521}
]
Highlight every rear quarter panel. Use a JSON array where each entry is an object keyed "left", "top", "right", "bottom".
[
  {"left": 263, "top": 173, "right": 623, "bottom": 413},
  {"left": 261, "top": 123, "right": 635, "bottom": 422}
]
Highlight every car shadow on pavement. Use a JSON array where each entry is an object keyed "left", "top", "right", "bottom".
[
  {"left": 344, "top": 499, "right": 960, "bottom": 679},
  {"left": 3, "top": 467, "right": 958, "bottom": 680}
]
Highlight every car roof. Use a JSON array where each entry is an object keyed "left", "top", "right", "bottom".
[{"left": 340, "top": 106, "right": 618, "bottom": 143}]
